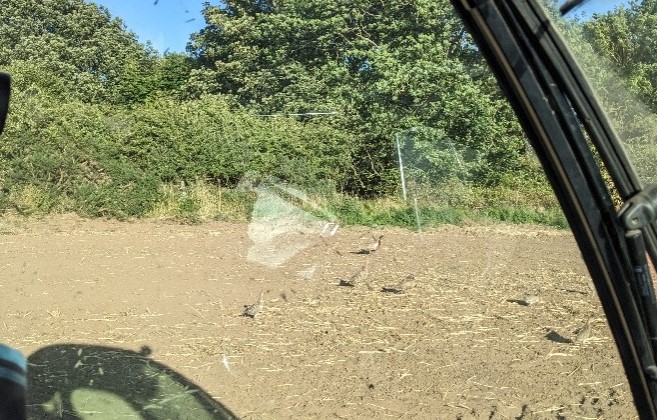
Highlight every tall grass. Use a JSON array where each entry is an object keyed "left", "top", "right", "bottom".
[
  {"left": 138, "top": 179, "right": 567, "bottom": 229},
  {"left": 0, "top": 177, "right": 566, "bottom": 229}
]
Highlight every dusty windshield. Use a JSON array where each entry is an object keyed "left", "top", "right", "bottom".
[
  {"left": 557, "top": 0, "right": 657, "bottom": 188},
  {"left": 0, "top": 0, "right": 646, "bottom": 419}
]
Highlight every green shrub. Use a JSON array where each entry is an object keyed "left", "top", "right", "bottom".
[{"left": 0, "top": 89, "right": 565, "bottom": 228}]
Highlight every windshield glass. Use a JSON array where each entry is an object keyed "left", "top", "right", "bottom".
[
  {"left": 0, "top": 0, "right": 646, "bottom": 418},
  {"left": 555, "top": 0, "right": 657, "bottom": 189}
]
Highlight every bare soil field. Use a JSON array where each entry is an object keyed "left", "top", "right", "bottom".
[{"left": 0, "top": 214, "right": 638, "bottom": 419}]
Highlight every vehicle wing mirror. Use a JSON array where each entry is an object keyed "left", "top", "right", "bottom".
[{"left": 0, "top": 73, "right": 10, "bottom": 136}]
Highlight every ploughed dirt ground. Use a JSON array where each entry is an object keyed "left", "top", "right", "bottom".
[{"left": 0, "top": 214, "right": 639, "bottom": 419}]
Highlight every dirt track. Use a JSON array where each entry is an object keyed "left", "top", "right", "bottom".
[{"left": 0, "top": 215, "right": 638, "bottom": 419}]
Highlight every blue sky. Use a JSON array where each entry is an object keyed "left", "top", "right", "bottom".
[
  {"left": 89, "top": 0, "right": 211, "bottom": 54},
  {"left": 89, "top": 0, "right": 629, "bottom": 55},
  {"left": 574, "top": 0, "right": 631, "bottom": 15}
]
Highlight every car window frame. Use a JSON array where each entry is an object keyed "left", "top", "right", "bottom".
[{"left": 450, "top": 0, "right": 657, "bottom": 417}]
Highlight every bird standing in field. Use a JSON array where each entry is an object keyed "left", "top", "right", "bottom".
[
  {"left": 382, "top": 274, "right": 415, "bottom": 294},
  {"left": 243, "top": 291, "right": 265, "bottom": 318},
  {"left": 339, "top": 261, "right": 370, "bottom": 287},
  {"left": 352, "top": 235, "right": 384, "bottom": 254},
  {"left": 574, "top": 316, "right": 593, "bottom": 343}
]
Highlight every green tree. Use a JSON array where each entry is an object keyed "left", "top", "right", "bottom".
[
  {"left": 187, "top": 0, "right": 528, "bottom": 195},
  {"left": 582, "top": 0, "right": 657, "bottom": 112},
  {"left": 0, "top": 0, "right": 156, "bottom": 104},
  {"left": 115, "top": 53, "right": 193, "bottom": 105},
  {"left": 567, "top": 0, "right": 657, "bottom": 184}
]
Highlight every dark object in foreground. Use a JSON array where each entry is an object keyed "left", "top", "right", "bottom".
[
  {"left": 0, "top": 73, "right": 9, "bottom": 136},
  {"left": 27, "top": 344, "right": 238, "bottom": 419},
  {"left": 0, "top": 344, "right": 26, "bottom": 420}
]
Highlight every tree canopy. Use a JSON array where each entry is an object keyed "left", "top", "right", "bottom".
[
  {"left": 582, "top": 0, "right": 657, "bottom": 112},
  {"left": 185, "top": 0, "right": 527, "bottom": 195},
  {"left": 0, "top": 0, "right": 653, "bottom": 219},
  {"left": 0, "top": 0, "right": 190, "bottom": 104}
]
